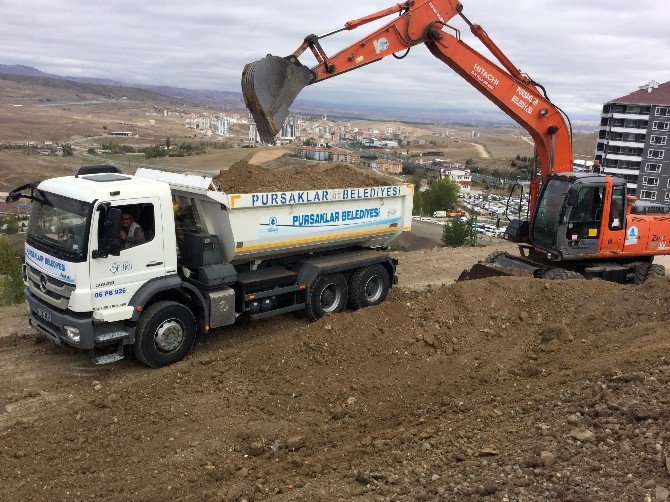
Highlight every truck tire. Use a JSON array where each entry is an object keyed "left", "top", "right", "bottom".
[
  {"left": 631, "top": 262, "right": 651, "bottom": 285},
  {"left": 647, "top": 264, "right": 666, "bottom": 279},
  {"left": 132, "top": 300, "right": 197, "bottom": 368},
  {"left": 305, "top": 273, "right": 348, "bottom": 321},
  {"left": 348, "top": 264, "right": 390, "bottom": 310},
  {"left": 542, "top": 268, "right": 584, "bottom": 280}
]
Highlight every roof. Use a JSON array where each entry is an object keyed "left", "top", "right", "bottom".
[
  {"left": 37, "top": 173, "right": 171, "bottom": 204},
  {"left": 608, "top": 80, "right": 670, "bottom": 106}
]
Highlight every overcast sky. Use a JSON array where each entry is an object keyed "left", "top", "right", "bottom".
[{"left": 2, "top": 1, "right": 668, "bottom": 121}]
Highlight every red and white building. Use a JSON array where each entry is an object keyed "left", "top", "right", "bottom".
[{"left": 440, "top": 167, "right": 472, "bottom": 191}]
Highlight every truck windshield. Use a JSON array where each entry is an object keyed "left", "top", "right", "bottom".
[
  {"left": 27, "top": 191, "right": 92, "bottom": 262},
  {"left": 531, "top": 178, "right": 571, "bottom": 251}
]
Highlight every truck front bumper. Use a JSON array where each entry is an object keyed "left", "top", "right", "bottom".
[{"left": 25, "top": 289, "right": 131, "bottom": 350}]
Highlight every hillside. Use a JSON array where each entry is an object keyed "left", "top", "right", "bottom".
[{"left": 0, "top": 244, "right": 669, "bottom": 501}]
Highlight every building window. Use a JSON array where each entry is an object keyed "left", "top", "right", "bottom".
[
  {"left": 666, "top": 192, "right": 670, "bottom": 202},
  {"left": 640, "top": 190, "right": 657, "bottom": 200},
  {"left": 648, "top": 149, "right": 665, "bottom": 160},
  {"left": 643, "top": 176, "right": 659, "bottom": 187},
  {"left": 646, "top": 163, "right": 662, "bottom": 173},
  {"left": 650, "top": 135, "right": 668, "bottom": 146},
  {"left": 653, "top": 121, "right": 670, "bottom": 132},
  {"left": 656, "top": 107, "right": 670, "bottom": 117}
]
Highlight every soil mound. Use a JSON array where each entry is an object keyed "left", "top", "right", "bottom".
[
  {"left": 210, "top": 160, "right": 394, "bottom": 193},
  {"left": 2, "top": 273, "right": 670, "bottom": 500}
]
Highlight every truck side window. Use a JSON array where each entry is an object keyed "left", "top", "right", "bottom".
[
  {"left": 98, "top": 203, "right": 155, "bottom": 249},
  {"left": 568, "top": 186, "right": 604, "bottom": 239},
  {"left": 609, "top": 186, "right": 625, "bottom": 230}
]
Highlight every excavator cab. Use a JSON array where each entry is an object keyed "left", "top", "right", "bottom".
[{"left": 531, "top": 173, "right": 626, "bottom": 259}]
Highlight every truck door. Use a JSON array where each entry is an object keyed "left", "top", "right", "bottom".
[{"left": 90, "top": 198, "right": 166, "bottom": 311}]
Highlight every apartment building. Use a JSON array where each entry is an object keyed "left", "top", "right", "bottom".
[{"left": 595, "top": 80, "right": 670, "bottom": 203}]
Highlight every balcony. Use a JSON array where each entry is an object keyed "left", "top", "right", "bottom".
[
  {"left": 602, "top": 167, "right": 640, "bottom": 176},
  {"left": 605, "top": 153, "right": 642, "bottom": 162},
  {"left": 610, "top": 126, "right": 648, "bottom": 135},
  {"left": 608, "top": 140, "right": 645, "bottom": 149},
  {"left": 612, "top": 112, "right": 650, "bottom": 121}
]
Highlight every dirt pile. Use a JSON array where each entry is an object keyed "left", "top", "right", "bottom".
[
  {"left": 210, "top": 160, "right": 394, "bottom": 193},
  {"left": 1, "top": 275, "right": 670, "bottom": 500}
]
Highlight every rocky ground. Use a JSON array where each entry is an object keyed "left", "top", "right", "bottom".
[{"left": 1, "top": 245, "right": 670, "bottom": 501}]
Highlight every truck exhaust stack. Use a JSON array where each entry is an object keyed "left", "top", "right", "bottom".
[{"left": 241, "top": 55, "right": 312, "bottom": 144}]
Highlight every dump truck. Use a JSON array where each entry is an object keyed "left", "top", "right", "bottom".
[{"left": 7, "top": 165, "right": 412, "bottom": 367}]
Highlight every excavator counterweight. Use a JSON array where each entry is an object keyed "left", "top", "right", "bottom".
[{"left": 242, "top": 55, "right": 312, "bottom": 144}]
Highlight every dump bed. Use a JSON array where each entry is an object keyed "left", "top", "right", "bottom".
[{"left": 137, "top": 169, "right": 413, "bottom": 264}]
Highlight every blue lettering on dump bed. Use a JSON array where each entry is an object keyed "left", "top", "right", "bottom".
[{"left": 250, "top": 187, "right": 400, "bottom": 207}]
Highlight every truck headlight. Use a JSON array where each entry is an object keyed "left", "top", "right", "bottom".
[{"left": 63, "top": 326, "right": 80, "bottom": 343}]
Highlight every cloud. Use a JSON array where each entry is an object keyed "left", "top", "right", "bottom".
[{"left": 1, "top": 0, "right": 668, "bottom": 120}]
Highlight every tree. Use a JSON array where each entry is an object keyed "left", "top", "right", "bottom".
[
  {"left": 87, "top": 147, "right": 97, "bottom": 155},
  {"left": 442, "top": 218, "right": 470, "bottom": 247},
  {"left": 166, "top": 138, "right": 171, "bottom": 149},
  {"left": 516, "top": 154, "right": 521, "bottom": 161},
  {"left": 0, "top": 236, "right": 24, "bottom": 305},
  {"left": 419, "top": 178, "right": 460, "bottom": 216},
  {"left": 4, "top": 214, "right": 18, "bottom": 235}
]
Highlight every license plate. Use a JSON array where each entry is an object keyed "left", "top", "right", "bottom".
[{"left": 36, "top": 307, "right": 52, "bottom": 324}]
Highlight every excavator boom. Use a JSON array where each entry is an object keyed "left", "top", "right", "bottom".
[{"left": 241, "top": 0, "right": 573, "bottom": 218}]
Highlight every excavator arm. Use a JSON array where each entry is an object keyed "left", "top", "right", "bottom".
[{"left": 242, "top": 0, "right": 573, "bottom": 216}]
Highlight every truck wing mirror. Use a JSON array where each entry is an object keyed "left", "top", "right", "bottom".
[{"left": 92, "top": 204, "right": 123, "bottom": 259}]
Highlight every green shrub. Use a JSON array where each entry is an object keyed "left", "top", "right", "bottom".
[
  {"left": 442, "top": 218, "right": 470, "bottom": 247},
  {"left": 0, "top": 236, "right": 24, "bottom": 305}
]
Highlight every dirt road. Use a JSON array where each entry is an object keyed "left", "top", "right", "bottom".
[
  {"left": 465, "top": 142, "right": 492, "bottom": 159},
  {"left": 1, "top": 244, "right": 670, "bottom": 501}
]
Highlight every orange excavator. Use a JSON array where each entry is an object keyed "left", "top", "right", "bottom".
[{"left": 241, "top": 0, "right": 670, "bottom": 283}]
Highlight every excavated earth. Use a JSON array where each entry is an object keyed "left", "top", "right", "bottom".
[
  {"left": 1, "top": 247, "right": 670, "bottom": 501},
  {"left": 210, "top": 160, "right": 394, "bottom": 193}
]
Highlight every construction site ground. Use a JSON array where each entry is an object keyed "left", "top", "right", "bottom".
[{"left": 1, "top": 242, "right": 670, "bottom": 501}]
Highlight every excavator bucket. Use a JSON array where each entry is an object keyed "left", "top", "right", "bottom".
[
  {"left": 457, "top": 252, "right": 537, "bottom": 282},
  {"left": 241, "top": 55, "right": 313, "bottom": 144}
]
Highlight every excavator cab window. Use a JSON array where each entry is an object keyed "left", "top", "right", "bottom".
[
  {"left": 609, "top": 186, "right": 625, "bottom": 230},
  {"left": 531, "top": 178, "right": 571, "bottom": 251},
  {"left": 566, "top": 186, "right": 604, "bottom": 240}
]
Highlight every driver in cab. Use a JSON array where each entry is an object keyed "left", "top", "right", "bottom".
[{"left": 120, "top": 211, "right": 145, "bottom": 248}]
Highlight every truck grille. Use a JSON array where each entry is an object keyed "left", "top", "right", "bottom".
[{"left": 26, "top": 264, "right": 74, "bottom": 310}]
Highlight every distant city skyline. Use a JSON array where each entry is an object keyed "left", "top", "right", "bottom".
[{"left": 2, "top": 1, "right": 668, "bottom": 122}]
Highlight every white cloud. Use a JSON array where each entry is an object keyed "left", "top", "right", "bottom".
[{"left": 1, "top": 0, "right": 668, "bottom": 120}]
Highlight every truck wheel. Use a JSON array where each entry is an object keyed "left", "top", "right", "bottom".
[
  {"left": 348, "top": 264, "right": 390, "bottom": 310},
  {"left": 133, "top": 301, "right": 197, "bottom": 368},
  {"left": 542, "top": 268, "right": 584, "bottom": 280},
  {"left": 305, "top": 273, "right": 348, "bottom": 320},
  {"left": 647, "top": 264, "right": 666, "bottom": 279}
]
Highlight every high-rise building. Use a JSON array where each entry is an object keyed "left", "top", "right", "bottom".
[
  {"left": 595, "top": 80, "right": 670, "bottom": 203},
  {"left": 216, "top": 116, "right": 231, "bottom": 137}
]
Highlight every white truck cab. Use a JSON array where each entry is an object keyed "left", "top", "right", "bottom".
[{"left": 9, "top": 165, "right": 412, "bottom": 367}]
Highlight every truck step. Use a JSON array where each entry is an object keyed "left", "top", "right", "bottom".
[
  {"left": 92, "top": 351, "right": 124, "bottom": 365},
  {"left": 94, "top": 331, "right": 128, "bottom": 343},
  {"left": 250, "top": 304, "right": 305, "bottom": 320}
]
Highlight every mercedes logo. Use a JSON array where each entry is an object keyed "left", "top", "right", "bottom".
[{"left": 39, "top": 274, "right": 48, "bottom": 293}]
